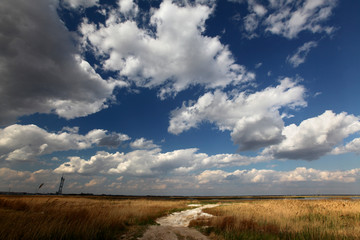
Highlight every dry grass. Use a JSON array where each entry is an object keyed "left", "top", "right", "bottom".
[
  {"left": 0, "top": 195, "right": 189, "bottom": 240},
  {"left": 191, "top": 199, "right": 360, "bottom": 240}
]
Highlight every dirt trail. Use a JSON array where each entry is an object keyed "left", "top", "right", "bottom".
[{"left": 139, "top": 204, "right": 218, "bottom": 240}]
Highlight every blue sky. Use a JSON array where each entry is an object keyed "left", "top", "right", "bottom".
[{"left": 1, "top": 0, "right": 360, "bottom": 195}]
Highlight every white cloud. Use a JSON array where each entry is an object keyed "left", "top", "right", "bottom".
[
  {"left": 169, "top": 78, "right": 306, "bottom": 151},
  {"left": 118, "top": 0, "right": 138, "bottom": 17},
  {"left": 241, "top": 0, "right": 267, "bottom": 38},
  {"left": 0, "top": 167, "right": 31, "bottom": 181},
  {"left": 230, "top": 0, "right": 267, "bottom": 16},
  {"left": 0, "top": 124, "right": 130, "bottom": 161},
  {"left": 80, "top": 0, "right": 254, "bottom": 98},
  {"left": 0, "top": 167, "right": 111, "bottom": 193},
  {"left": 197, "top": 167, "right": 360, "bottom": 184},
  {"left": 244, "top": 13, "right": 259, "bottom": 36},
  {"left": 287, "top": 41, "right": 318, "bottom": 67},
  {"left": 264, "top": 0, "right": 337, "bottom": 39},
  {"left": 55, "top": 148, "right": 203, "bottom": 176},
  {"left": 0, "top": 167, "right": 61, "bottom": 192},
  {"left": 54, "top": 151, "right": 121, "bottom": 175},
  {"left": 85, "top": 177, "right": 106, "bottom": 187},
  {"left": 0, "top": 0, "right": 127, "bottom": 125},
  {"left": 201, "top": 153, "right": 270, "bottom": 169},
  {"left": 231, "top": 0, "right": 337, "bottom": 39},
  {"left": 62, "top": 0, "right": 99, "bottom": 8},
  {"left": 130, "top": 138, "right": 159, "bottom": 149},
  {"left": 264, "top": 110, "right": 360, "bottom": 160},
  {"left": 254, "top": 62, "right": 263, "bottom": 68},
  {"left": 332, "top": 138, "right": 360, "bottom": 155},
  {"left": 252, "top": 3, "right": 267, "bottom": 17},
  {"left": 196, "top": 169, "right": 228, "bottom": 184},
  {"left": 3, "top": 165, "right": 360, "bottom": 194},
  {"left": 54, "top": 148, "right": 270, "bottom": 176}
]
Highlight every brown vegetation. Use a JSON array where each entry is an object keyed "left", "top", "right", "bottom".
[
  {"left": 191, "top": 199, "right": 360, "bottom": 240},
  {"left": 0, "top": 195, "right": 188, "bottom": 240}
]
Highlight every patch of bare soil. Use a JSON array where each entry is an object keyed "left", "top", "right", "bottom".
[{"left": 139, "top": 204, "right": 218, "bottom": 240}]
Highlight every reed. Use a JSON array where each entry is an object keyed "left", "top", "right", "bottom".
[
  {"left": 0, "top": 195, "right": 188, "bottom": 240},
  {"left": 191, "top": 199, "right": 360, "bottom": 240}
]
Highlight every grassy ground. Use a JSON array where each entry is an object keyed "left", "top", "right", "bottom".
[
  {"left": 0, "top": 195, "right": 189, "bottom": 240},
  {"left": 191, "top": 199, "right": 360, "bottom": 240},
  {"left": 3, "top": 196, "right": 360, "bottom": 240}
]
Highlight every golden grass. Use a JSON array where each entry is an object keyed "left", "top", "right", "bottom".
[
  {"left": 191, "top": 199, "right": 360, "bottom": 240},
  {"left": 0, "top": 195, "right": 189, "bottom": 240}
]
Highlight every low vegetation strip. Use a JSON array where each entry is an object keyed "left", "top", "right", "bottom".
[
  {"left": 0, "top": 196, "right": 189, "bottom": 240},
  {"left": 190, "top": 199, "right": 360, "bottom": 240}
]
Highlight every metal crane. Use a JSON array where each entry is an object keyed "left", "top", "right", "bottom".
[{"left": 56, "top": 175, "right": 65, "bottom": 195}]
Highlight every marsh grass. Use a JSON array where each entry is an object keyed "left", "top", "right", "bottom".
[
  {"left": 190, "top": 199, "right": 360, "bottom": 240},
  {"left": 0, "top": 195, "right": 188, "bottom": 240}
]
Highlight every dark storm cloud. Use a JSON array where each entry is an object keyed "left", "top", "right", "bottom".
[
  {"left": 98, "top": 133, "right": 130, "bottom": 148},
  {"left": 0, "top": 0, "right": 123, "bottom": 125}
]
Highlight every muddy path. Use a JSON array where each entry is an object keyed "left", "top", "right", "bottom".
[{"left": 139, "top": 204, "right": 218, "bottom": 240}]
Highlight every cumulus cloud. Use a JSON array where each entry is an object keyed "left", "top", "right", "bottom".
[
  {"left": 130, "top": 138, "right": 159, "bottom": 149},
  {"left": 169, "top": 78, "right": 306, "bottom": 151},
  {"left": 98, "top": 132, "right": 130, "bottom": 148},
  {"left": 0, "top": 124, "right": 130, "bottom": 161},
  {"left": 85, "top": 177, "right": 106, "bottom": 187},
  {"left": 0, "top": 167, "right": 61, "bottom": 192},
  {"left": 54, "top": 148, "right": 270, "bottom": 176},
  {"left": 0, "top": 167, "right": 31, "bottom": 181},
  {"left": 80, "top": 0, "right": 254, "bottom": 98},
  {"left": 231, "top": 0, "right": 337, "bottom": 39},
  {"left": 118, "top": 0, "right": 138, "bottom": 17},
  {"left": 197, "top": 167, "right": 360, "bottom": 184},
  {"left": 332, "top": 138, "right": 360, "bottom": 155},
  {"left": 287, "top": 41, "right": 318, "bottom": 67},
  {"left": 201, "top": 153, "right": 269, "bottom": 169},
  {"left": 55, "top": 148, "right": 201, "bottom": 176},
  {"left": 62, "top": 0, "right": 99, "bottom": 9},
  {"left": 0, "top": 167, "right": 110, "bottom": 193},
  {"left": 3, "top": 165, "right": 360, "bottom": 194},
  {"left": 0, "top": 0, "right": 126, "bottom": 125},
  {"left": 2, "top": 166, "right": 193, "bottom": 194},
  {"left": 264, "top": 110, "right": 360, "bottom": 160}
]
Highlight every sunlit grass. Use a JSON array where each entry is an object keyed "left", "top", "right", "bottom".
[
  {"left": 0, "top": 195, "right": 189, "bottom": 240},
  {"left": 191, "top": 199, "right": 360, "bottom": 240}
]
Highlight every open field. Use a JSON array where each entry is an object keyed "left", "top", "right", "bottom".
[
  {"left": 1, "top": 195, "right": 360, "bottom": 240},
  {"left": 0, "top": 195, "right": 189, "bottom": 240},
  {"left": 191, "top": 199, "right": 360, "bottom": 240}
]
